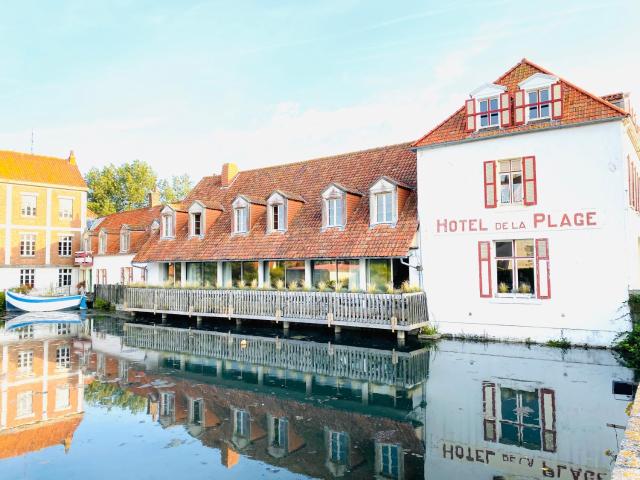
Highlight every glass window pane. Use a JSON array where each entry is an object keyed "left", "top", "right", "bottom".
[
  {"left": 203, "top": 263, "right": 217, "bottom": 287},
  {"left": 337, "top": 260, "right": 359, "bottom": 291},
  {"left": 500, "top": 174, "right": 510, "bottom": 203},
  {"left": 497, "top": 260, "right": 513, "bottom": 293},
  {"left": 489, "top": 98, "right": 499, "bottom": 110},
  {"left": 499, "top": 422, "right": 520, "bottom": 446},
  {"left": 528, "top": 91, "right": 538, "bottom": 104},
  {"left": 540, "top": 104, "right": 550, "bottom": 117},
  {"left": 529, "top": 106, "right": 538, "bottom": 119},
  {"left": 500, "top": 388, "right": 518, "bottom": 421},
  {"left": 495, "top": 241, "right": 513, "bottom": 258},
  {"left": 479, "top": 100, "right": 488, "bottom": 112},
  {"left": 368, "top": 259, "right": 391, "bottom": 291},
  {"left": 512, "top": 174, "right": 523, "bottom": 202},
  {"left": 186, "top": 263, "right": 203, "bottom": 286},
  {"left": 522, "top": 426, "right": 542, "bottom": 450},
  {"left": 269, "top": 261, "right": 285, "bottom": 288},
  {"left": 540, "top": 88, "right": 550, "bottom": 102},
  {"left": 174, "top": 262, "right": 182, "bottom": 286},
  {"left": 384, "top": 192, "right": 393, "bottom": 221},
  {"left": 511, "top": 159, "right": 522, "bottom": 172},
  {"left": 480, "top": 114, "right": 488, "bottom": 127},
  {"left": 516, "top": 259, "right": 535, "bottom": 294},
  {"left": 242, "top": 262, "right": 258, "bottom": 285},
  {"left": 312, "top": 260, "right": 335, "bottom": 287},
  {"left": 490, "top": 112, "right": 499, "bottom": 125},
  {"left": 376, "top": 194, "right": 384, "bottom": 223},
  {"left": 285, "top": 261, "right": 305, "bottom": 287},
  {"left": 499, "top": 160, "right": 511, "bottom": 173},
  {"left": 521, "top": 390, "right": 540, "bottom": 425},
  {"left": 230, "top": 262, "right": 242, "bottom": 285},
  {"left": 337, "top": 198, "right": 344, "bottom": 225},
  {"left": 515, "top": 239, "right": 534, "bottom": 257}
]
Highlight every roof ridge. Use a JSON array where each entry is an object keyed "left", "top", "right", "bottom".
[{"left": 0, "top": 149, "right": 69, "bottom": 162}]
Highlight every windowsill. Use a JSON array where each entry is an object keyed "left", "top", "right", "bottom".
[
  {"left": 160, "top": 236, "right": 176, "bottom": 240},
  {"left": 477, "top": 125, "right": 501, "bottom": 132},
  {"left": 370, "top": 222, "right": 396, "bottom": 228},
  {"left": 490, "top": 296, "right": 542, "bottom": 305},
  {"left": 15, "top": 413, "right": 35, "bottom": 420},
  {"left": 54, "top": 405, "right": 71, "bottom": 412},
  {"left": 20, "top": 215, "right": 37, "bottom": 219},
  {"left": 496, "top": 203, "right": 527, "bottom": 210},
  {"left": 525, "top": 117, "right": 552, "bottom": 125}
]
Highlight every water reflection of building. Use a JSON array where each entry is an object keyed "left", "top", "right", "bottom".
[
  {"left": 84, "top": 322, "right": 427, "bottom": 479},
  {"left": 0, "top": 322, "right": 84, "bottom": 459},
  {"left": 424, "top": 340, "right": 634, "bottom": 479}
]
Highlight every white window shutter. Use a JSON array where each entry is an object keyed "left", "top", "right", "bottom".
[
  {"left": 482, "top": 381, "right": 496, "bottom": 441},
  {"left": 540, "top": 388, "right": 556, "bottom": 452},
  {"left": 499, "top": 92, "right": 511, "bottom": 127},
  {"left": 478, "top": 241, "right": 492, "bottom": 298},
  {"left": 522, "top": 156, "right": 537, "bottom": 206},
  {"left": 514, "top": 90, "right": 525, "bottom": 125},
  {"left": 465, "top": 99, "right": 476, "bottom": 132},
  {"left": 551, "top": 82, "right": 563, "bottom": 120},
  {"left": 483, "top": 161, "right": 497, "bottom": 208}
]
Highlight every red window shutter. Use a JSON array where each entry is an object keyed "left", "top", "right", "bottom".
[
  {"left": 629, "top": 156, "right": 633, "bottom": 208},
  {"left": 499, "top": 92, "right": 511, "bottom": 127},
  {"left": 482, "top": 381, "right": 496, "bottom": 442},
  {"left": 551, "top": 82, "right": 563, "bottom": 120},
  {"left": 522, "top": 156, "right": 537, "bottom": 206},
  {"left": 478, "top": 241, "right": 492, "bottom": 298},
  {"left": 514, "top": 90, "right": 525, "bottom": 125},
  {"left": 540, "top": 388, "right": 557, "bottom": 452},
  {"left": 465, "top": 99, "right": 476, "bottom": 132},
  {"left": 121, "top": 268, "right": 125, "bottom": 284},
  {"left": 483, "top": 161, "right": 497, "bottom": 208},
  {"left": 128, "top": 268, "right": 133, "bottom": 283},
  {"left": 536, "top": 239, "right": 551, "bottom": 299}
]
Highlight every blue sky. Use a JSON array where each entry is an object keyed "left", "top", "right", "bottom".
[{"left": 0, "top": 0, "right": 637, "bottom": 179}]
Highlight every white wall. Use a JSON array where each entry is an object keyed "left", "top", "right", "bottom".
[
  {"left": 424, "top": 340, "right": 634, "bottom": 479},
  {"left": 417, "top": 121, "right": 631, "bottom": 345},
  {"left": 0, "top": 266, "right": 79, "bottom": 292},
  {"left": 92, "top": 254, "right": 144, "bottom": 285}
]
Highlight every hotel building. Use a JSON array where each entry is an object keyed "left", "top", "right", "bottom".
[
  {"left": 0, "top": 150, "right": 88, "bottom": 292},
  {"left": 415, "top": 59, "right": 638, "bottom": 345}
]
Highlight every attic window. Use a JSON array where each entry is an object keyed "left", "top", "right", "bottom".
[
  {"left": 192, "top": 212, "right": 202, "bottom": 236},
  {"left": 479, "top": 97, "right": 500, "bottom": 128},
  {"left": 98, "top": 231, "right": 107, "bottom": 254},
  {"left": 526, "top": 88, "right": 551, "bottom": 121},
  {"left": 370, "top": 178, "right": 399, "bottom": 226},
  {"left": 327, "top": 197, "right": 343, "bottom": 227},
  {"left": 162, "top": 213, "right": 175, "bottom": 239},
  {"left": 234, "top": 206, "right": 248, "bottom": 233},
  {"left": 267, "top": 194, "right": 286, "bottom": 232},
  {"left": 120, "top": 230, "right": 130, "bottom": 253},
  {"left": 272, "top": 204, "right": 284, "bottom": 231}
]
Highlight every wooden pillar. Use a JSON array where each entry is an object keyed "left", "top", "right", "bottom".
[
  {"left": 305, "top": 373, "right": 313, "bottom": 396},
  {"left": 217, "top": 261, "right": 224, "bottom": 288},
  {"left": 304, "top": 260, "right": 312, "bottom": 288},
  {"left": 196, "top": 316, "right": 203, "bottom": 327},
  {"left": 361, "top": 382, "right": 369, "bottom": 406},
  {"left": 334, "top": 325, "right": 341, "bottom": 336},
  {"left": 359, "top": 258, "right": 367, "bottom": 290},
  {"left": 257, "top": 366, "right": 264, "bottom": 386},
  {"left": 397, "top": 330, "right": 405, "bottom": 346},
  {"left": 258, "top": 261, "right": 265, "bottom": 288}
]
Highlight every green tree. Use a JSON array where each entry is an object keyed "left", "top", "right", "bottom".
[
  {"left": 86, "top": 160, "right": 158, "bottom": 216},
  {"left": 157, "top": 174, "right": 194, "bottom": 204}
]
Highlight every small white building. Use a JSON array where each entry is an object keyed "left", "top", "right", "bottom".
[
  {"left": 415, "top": 59, "right": 638, "bottom": 345},
  {"left": 424, "top": 340, "right": 634, "bottom": 479},
  {"left": 84, "top": 193, "right": 162, "bottom": 291}
]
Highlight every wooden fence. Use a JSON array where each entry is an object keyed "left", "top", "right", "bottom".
[
  {"left": 108, "top": 286, "right": 428, "bottom": 332},
  {"left": 94, "top": 284, "right": 125, "bottom": 306},
  {"left": 123, "top": 323, "right": 429, "bottom": 388}
]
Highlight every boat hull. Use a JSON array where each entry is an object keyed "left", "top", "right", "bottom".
[
  {"left": 5, "top": 311, "right": 83, "bottom": 330},
  {"left": 5, "top": 290, "right": 87, "bottom": 312}
]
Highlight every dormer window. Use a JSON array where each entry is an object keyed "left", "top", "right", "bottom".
[
  {"left": 466, "top": 84, "right": 510, "bottom": 132},
  {"left": 234, "top": 205, "right": 248, "bottom": 233},
  {"left": 162, "top": 213, "right": 175, "bottom": 239},
  {"left": 327, "top": 197, "right": 343, "bottom": 227},
  {"left": 267, "top": 193, "right": 286, "bottom": 233},
  {"left": 98, "top": 230, "right": 107, "bottom": 254},
  {"left": 120, "top": 229, "right": 130, "bottom": 253},
  {"left": 375, "top": 191, "right": 393, "bottom": 223},
  {"left": 526, "top": 87, "right": 551, "bottom": 121},
  {"left": 479, "top": 96, "right": 500, "bottom": 128},
  {"left": 370, "top": 177, "right": 410, "bottom": 227},
  {"left": 515, "top": 73, "right": 563, "bottom": 125},
  {"left": 192, "top": 212, "right": 202, "bottom": 236},
  {"left": 271, "top": 204, "right": 284, "bottom": 231}
]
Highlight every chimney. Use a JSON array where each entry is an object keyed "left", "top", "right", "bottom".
[
  {"left": 68, "top": 150, "right": 76, "bottom": 165},
  {"left": 148, "top": 189, "right": 161, "bottom": 207},
  {"left": 221, "top": 163, "right": 239, "bottom": 187}
]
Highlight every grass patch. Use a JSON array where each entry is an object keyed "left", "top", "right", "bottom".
[
  {"left": 546, "top": 337, "right": 571, "bottom": 349},
  {"left": 420, "top": 324, "right": 438, "bottom": 336},
  {"left": 94, "top": 298, "right": 113, "bottom": 311}
]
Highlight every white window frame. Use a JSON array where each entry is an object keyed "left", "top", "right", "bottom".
[
  {"left": 267, "top": 193, "right": 287, "bottom": 233},
  {"left": 329, "top": 430, "right": 348, "bottom": 464},
  {"left": 477, "top": 95, "right": 501, "bottom": 129},
  {"left": 98, "top": 231, "right": 107, "bottom": 254},
  {"left": 525, "top": 87, "right": 552, "bottom": 122},
  {"left": 494, "top": 239, "right": 536, "bottom": 297},
  {"left": 55, "top": 386, "right": 71, "bottom": 411},
  {"left": 56, "top": 346, "right": 71, "bottom": 369},
  {"left": 161, "top": 212, "right": 175, "bottom": 239},
  {"left": 58, "top": 268, "right": 72, "bottom": 288},
  {"left": 20, "top": 233, "right": 36, "bottom": 257},
  {"left": 16, "top": 391, "right": 34, "bottom": 418},
  {"left": 20, "top": 193, "right": 37, "bottom": 217},
  {"left": 498, "top": 159, "right": 524, "bottom": 206},
  {"left": 120, "top": 229, "right": 130, "bottom": 253},
  {"left": 518, "top": 73, "right": 558, "bottom": 124},
  {"left": 370, "top": 179, "right": 398, "bottom": 226},
  {"left": 19, "top": 268, "right": 35, "bottom": 287},
  {"left": 191, "top": 212, "right": 203, "bottom": 237},
  {"left": 58, "top": 197, "right": 73, "bottom": 219},
  {"left": 18, "top": 350, "right": 34, "bottom": 374},
  {"left": 233, "top": 202, "right": 249, "bottom": 234},
  {"left": 57, "top": 323, "right": 71, "bottom": 335},
  {"left": 58, "top": 234, "right": 73, "bottom": 257},
  {"left": 234, "top": 408, "right": 250, "bottom": 437}
]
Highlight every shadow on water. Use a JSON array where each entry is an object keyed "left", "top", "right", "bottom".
[{"left": 0, "top": 310, "right": 635, "bottom": 479}]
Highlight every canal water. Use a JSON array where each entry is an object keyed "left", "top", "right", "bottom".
[{"left": 0, "top": 311, "right": 634, "bottom": 479}]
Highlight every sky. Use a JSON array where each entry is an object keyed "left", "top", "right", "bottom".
[{"left": 0, "top": 0, "right": 638, "bottom": 180}]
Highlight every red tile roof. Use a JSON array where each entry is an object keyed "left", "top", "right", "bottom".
[
  {"left": 135, "top": 142, "right": 417, "bottom": 262},
  {"left": 413, "top": 59, "right": 627, "bottom": 149},
  {"left": 0, "top": 414, "right": 82, "bottom": 459},
  {"left": 0, "top": 150, "right": 87, "bottom": 189},
  {"left": 90, "top": 205, "right": 163, "bottom": 255}
]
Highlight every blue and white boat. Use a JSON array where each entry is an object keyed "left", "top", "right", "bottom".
[
  {"left": 5, "top": 290, "right": 87, "bottom": 312},
  {"left": 4, "top": 311, "right": 84, "bottom": 330}
]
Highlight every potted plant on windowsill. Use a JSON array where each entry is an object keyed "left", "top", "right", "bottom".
[
  {"left": 498, "top": 282, "right": 511, "bottom": 294},
  {"left": 518, "top": 283, "right": 532, "bottom": 295}
]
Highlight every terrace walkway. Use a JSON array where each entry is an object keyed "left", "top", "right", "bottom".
[{"left": 96, "top": 286, "right": 429, "bottom": 339}]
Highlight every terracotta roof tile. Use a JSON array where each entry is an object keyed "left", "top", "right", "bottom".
[
  {"left": 0, "top": 150, "right": 87, "bottom": 189},
  {"left": 0, "top": 414, "right": 82, "bottom": 459},
  {"left": 135, "top": 142, "right": 417, "bottom": 262},
  {"left": 413, "top": 59, "right": 627, "bottom": 149},
  {"left": 90, "top": 205, "right": 162, "bottom": 255}
]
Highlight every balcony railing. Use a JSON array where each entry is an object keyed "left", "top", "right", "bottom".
[{"left": 96, "top": 285, "right": 429, "bottom": 332}]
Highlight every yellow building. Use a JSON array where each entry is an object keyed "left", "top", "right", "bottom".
[{"left": 0, "top": 150, "right": 88, "bottom": 291}]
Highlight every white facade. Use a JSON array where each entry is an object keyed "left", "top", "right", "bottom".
[
  {"left": 424, "top": 340, "right": 634, "bottom": 479},
  {"left": 0, "top": 267, "right": 79, "bottom": 293},
  {"left": 417, "top": 120, "right": 639, "bottom": 345},
  {"left": 92, "top": 253, "right": 146, "bottom": 288}
]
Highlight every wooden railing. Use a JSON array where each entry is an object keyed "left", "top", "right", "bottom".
[
  {"left": 94, "top": 284, "right": 125, "bottom": 305},
  {"left": 123, "top": 323, "right": 430, "bottom": 387},
  {"left": 111, "top": 286, "right": 428, "bottom": 331}
]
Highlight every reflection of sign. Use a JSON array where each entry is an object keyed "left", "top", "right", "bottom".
[
  {"left": 74, "top": 251, "right": 93, "bottom": 266},
  {"left": 435, "top": 211, "right": 599, "bottom": 235},
  {"left": 441, "top": 442, "right": 608, "bottom": 479}
]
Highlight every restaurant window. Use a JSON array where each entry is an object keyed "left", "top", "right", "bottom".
[
  {"left": 20, "top": 233, "right": 36, "bottom": 257},
  {"left": 495, "top": 239, "right": 535, "bottom": 296},
  {"left": 186, "top": 262, "right": 216, "bottom": 287},
  {"left": 229, "top": 261, "right": 258, "bottom": 287},
  {"left": 20, "top": 194, "right": 37, "bottom": 217},
  {"left": 378, "top": 443, "right": 401, "bottom": 479},
  {"left": 58, "top": 235, "right": 73, "bottom": 257},
  {"left": 56, "top": 346, "right": 71, "bottom": 369},
  {"left": 58, "top": 268, "right": 72, "bottom": 287},
  {"left": 162, "top": 262, "right": 181, "bottom": 286},
  {"left": 368, "top": 259, "right": 392, "bottom": 292},
  {"left": 99, "top": 231, "right": 107, "bottom": 254},
  {"left": 59, "top": 197, "right": 73, "bottom": 219},
  {"left": 55, "top": 386, "right": 71, "bottom": 410},
  {"left": 18, "top": 351, "right": 34, "bottom": 374},
  {"left": 311, "top": 260, "right": 360, "bottom": 291},
  {"left": 234, "top": 206, "right": 248, "bottom": 233},
  {"left": 120, "top": 230, "right": 130, "bottom": 252},
  {"left": 268, "top": 260, "right": 305, "bottom": 288},
  {"left": 17, "top": 391, "right": 33, "bottom": 418},
  {"left": 19, "top": 268, "right": 35, "bottom": 288},
  {"left": 329, "top": 431, "right": 348, "bottom": 465}
]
